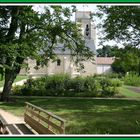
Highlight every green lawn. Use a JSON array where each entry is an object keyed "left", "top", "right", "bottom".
[
  {"left": 118, "top": 86, "right": 140, "bottom": 98},
  {"left": 0, "top": 75, "right": 28, "bottom": 87},
  {"left": 1, "top": 97, "right": 140, "bottom": 134}
]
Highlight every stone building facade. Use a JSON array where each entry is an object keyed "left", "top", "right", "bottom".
[{"left": 20, "top": 11, "right": 97, "bottom": 77}]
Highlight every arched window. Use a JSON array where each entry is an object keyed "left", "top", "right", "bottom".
[{"left": 57, "top": 59, "right": 61, "bottom": 66}]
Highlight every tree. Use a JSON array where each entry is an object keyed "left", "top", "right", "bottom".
[
  {"left": 96, "top": 45, "right": 119, "bottom": 57},
  {"left": 111, "top": 46, "right": 140, "bottom": 74},
  {"left": 96, "top": 6, "right": 140, "bottom": 47},
  {"left": 96, "top": 6, "right": 140, "bottom": 74},
  {"left": 0, "top": 6, "right": 94, "bottom": 101}
]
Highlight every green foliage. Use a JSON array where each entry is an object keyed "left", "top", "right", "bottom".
[
  {"left": 45, "top": 74, "right": 70, "bottom": 96},
  {"left": 100, "top": 78, "right": 122, "bottom": 96},
  {"left": 110, "top": 78, "right": 123, "bottom": 87},
  {"left": 123, "top": 73, "right": 140, "bottom": 86},
  {"left": 96, "top": 6, "right": 140, "bottom": 47},
  {"left": 0, "top": 6, "right": 94, "bottom": 100},
  {"left": 12, "top": 74, "right": 122, "bottom": 97},
  {"left": 105, "top": 73, "right": 123, "bottom": 79},
  {"left": 97, "top": 45, "right": 119, "bottom": 57},
  {"left": 67, "top": 77, "right": 85, "bottom": 92},
  {"left": 12, "top": 85, "right": 25, "bottom": 96},
  {"left": 85, "top": 76, "right": 101, "bottom": 93},
  {"left": 111, "top": 46, "right": 140, "bottom": 74},
  {"left": 2, "top": 98, "right": 140, "bottom": 134}
]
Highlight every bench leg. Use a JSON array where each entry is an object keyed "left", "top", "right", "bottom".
[
  {"left": 2, "top": 126, "right": 8, "bottom": 134},
  {"left": 0, "top": 124, "right": 8, "bottom": 134}
]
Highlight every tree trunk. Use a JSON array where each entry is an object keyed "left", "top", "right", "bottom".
[{"left": 1, "top": 69, "right": 19, "bottom": 102}]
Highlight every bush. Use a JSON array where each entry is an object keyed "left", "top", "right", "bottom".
[
  {"left": 123, "top": 73, "right": 140, "bottom": 86},
  {"left": 12, "top": 85, "right": 25, "bottom": 96},
  {"left": 45, "top": 74, "right": 70, "bottom": 96},
  {"left": 12, "top": 74, "right": 122, "bottom": 97},
  {"left": 67, "top": 77, "right": 85, "bottom": 92},
  {"left": 105, "top": 73, "right": 124, "bottom": 79},
  {"left": 110, "top": 78, "right": 123, "bottom": 87},
  {"left": 84, "top": 76, "right": 101, "bottom": 93},
  {"left": 101, "top": 86, "right": 119, "bottom": 97},
  {"left": 100, "top": 78, "right": 121, "bottom": 97}
]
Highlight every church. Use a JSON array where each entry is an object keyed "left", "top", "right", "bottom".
[{"left": 20, "top": 11, "right": 113, "bottom": 77}]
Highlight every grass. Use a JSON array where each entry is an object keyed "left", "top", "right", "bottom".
[
  {"left": 118, "top": 86, "right": 140, "bottom": 98},
  {"left": 1, "top": 97, "right": 140, "bottom": 134},
  {"left": 0, "top": 75, "right": 28, "bottom": 87}
]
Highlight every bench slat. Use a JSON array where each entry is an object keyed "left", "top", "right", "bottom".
[
  {"left": 15, "top": 123, "right": 35, "bottom": 134},
  {"left": 26, "top": 108, "right": 64, "bottom": 133},
  {"left": 0, "top": 114, "right": 8, "bottom": 125},
  {"left": 24, "top": 114, "right": 55, "bottom": 134},
  {"left": 6, "top": 124, "right": 21, "bottom": 134},
  {"left": 25, "top": 102, "right": 66, "bottom": 122}
]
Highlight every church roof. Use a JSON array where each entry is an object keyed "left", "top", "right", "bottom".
[
  {"left": 96, "top": 57, "right": 115, "bottom": 65},
  {"left": 54, "top": 39, "right": 96, "bottom": 55}
]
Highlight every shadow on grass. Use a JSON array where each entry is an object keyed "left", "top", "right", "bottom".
[{"left": 1, "top": 97, "right": 140, "bottom": 134}]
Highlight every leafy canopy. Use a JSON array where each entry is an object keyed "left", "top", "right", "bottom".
[
  {"left": 96, "top": 45, "right": 119, "bottom": 57},
  {"left": 111, "top": 46, "right": 140, "bottom": 74},
  {"left": 96, "top": 6, "right": 140, "bottom": 47},
  {"left": 0, "top": 6, "right": 94, "bottom": 73}
]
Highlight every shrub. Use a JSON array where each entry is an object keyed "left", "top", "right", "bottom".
[
  {"left": 106, "top": 73, "right": 124, "bottom": 79},
  {"left": 12, "top": 85, "right": 25, "bottom": 95},
  {"left": 123, "top": 73, "right": 140, "bottom": 86},
  {"left": 12, "top": 74, "right": 122, "bottom": 97},
  {"left": 84, "top": 76, "right": 101, "bottom": 93},
  {"left": 101, "top": 86, "right": 118, "bottom": 97},
  {"left": 100, "top": 78, "right": 120, "bottom": 97},
  {"left": 45, "top": 74, "right": 70, "bottom": 96},
  {"left": 67, "top": 77, "right": 85, "bottom": 92},
  {"left": 110, "top": 78, "right": 123, "bottom": 87},
  {"left": 23, "top": 77, "right": 47, "bottom": 96}
]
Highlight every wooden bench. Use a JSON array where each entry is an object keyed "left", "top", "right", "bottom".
[{"left": 0, "top": 102, "right": 65, "bottom": 135}]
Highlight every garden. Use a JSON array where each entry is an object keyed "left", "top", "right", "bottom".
[
  {"left": 11, "top": 73, "right": 140, "bottom": 98},
  {"left": 11, "top": 74, "right": 122, "bottom": 97},
  {"left": 0, "top": 73, "right": 140, "bottom": 134}
]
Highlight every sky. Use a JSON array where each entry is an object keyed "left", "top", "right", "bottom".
[
  {"left": 33, "top": 4, "right": 126, "bottom": 49},
  {"left": 33, "top": 4, "right": 102, "bottom": 49},
  {"left": 13, "top": 4, "right": 137, "bottom": 49},
  {"left": 2, "top": 4, "right": 139, "bottom": 49}
]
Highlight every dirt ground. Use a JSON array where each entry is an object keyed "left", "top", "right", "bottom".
[{"left": 0, "top": 109, "right": 24, "bottom": 124}]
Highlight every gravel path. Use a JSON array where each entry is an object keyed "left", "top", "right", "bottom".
[
  {"left": 127, "top": 86, "right": 140, "bottom": 93},
  {"left": 0, "top": 109, "right": 24, "bottom": 124}
]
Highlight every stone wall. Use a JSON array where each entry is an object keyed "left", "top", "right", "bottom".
[{"left": 19, "top": 55, "right": 97, "bottom": 77}]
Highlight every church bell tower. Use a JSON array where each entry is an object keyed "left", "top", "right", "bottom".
[{"left": 75, "top": 11, "right": 96, "bottom": 52}]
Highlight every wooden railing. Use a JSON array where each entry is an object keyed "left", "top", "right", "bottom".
[{"left": 24, "top": 102, "right": 65, "bottom": 134}]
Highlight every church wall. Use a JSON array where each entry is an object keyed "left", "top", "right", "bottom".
[
  {"left": 47, "top": 55, "right": 71, "bottom": 75},
  {"left": 97, "top": 64, "right": 112, "bottom": 74},
  {"left": 80, "top": 60, "right": 97, "bottom": 76},
  {"left": 28, "top": 59, "right": 48, "bottom": 75},
  {"left": 19, "top": 11, "right": 97, "bottom": 77},
  {"left": 19, "top": 55, "right": 97, "bottom": 77}
]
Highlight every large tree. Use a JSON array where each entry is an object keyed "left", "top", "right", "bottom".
[
  {"left": 96, "top": 6, "right": 140, "bottom": 47},
  {"left": 0, "top": 6, "right": 94, "bottom": 101},
  {"left": 96, "top": 6, "right": 140, "bottom": 74},
  {"left": 96, "top": 45, "right": 119, "bottom": 57},
  {"left": 111, "top": 46, "right": 140, "bottom": 74}
]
